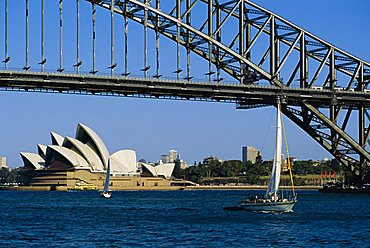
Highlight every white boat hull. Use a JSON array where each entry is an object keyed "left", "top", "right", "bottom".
[
  {"left": 101, "top": 191, "right": 112, "bottom": 198},
  {"left": 240, "top": 200, "right": 295, "bottom": 212}
]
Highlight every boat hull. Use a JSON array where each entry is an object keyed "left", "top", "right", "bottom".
[
  {"left": 240, "top": 200, "right": 295, "bottom": 212},
  {"left": 101, "top": 191, "right": 112, "bottom": 198}
]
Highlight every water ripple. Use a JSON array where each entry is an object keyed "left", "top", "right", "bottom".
[{"left": 0, "top": 190, "right": 369, "bottom": 247}]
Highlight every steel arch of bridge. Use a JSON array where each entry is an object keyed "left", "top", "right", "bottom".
[
  {"left": 90, "top": 0, "right": 370, "bottom": 179},
  {"left": 1, "top": 0, "right": 370, "bottom": 180}
]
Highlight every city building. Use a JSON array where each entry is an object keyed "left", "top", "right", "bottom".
[
  {"left": 169, "top": 149, "right": 177, "bottom": 163},
  {"left": 0, "top": 157, "right": 7, "bottom": 168},
  {"left": 159, "top": 149, "right": 186, "bottom": 166},
  {"left": 242, "top": 146, "right": 261, "bottom": 164},
  {"left": 178, "top": 159, "right": 188, "bottom": 169},
  {"left": 160, "top": 155, "right": 170, "bottom": 164},
  {"left": 19, "top": 123, "right": 176, "bottom": 190}
]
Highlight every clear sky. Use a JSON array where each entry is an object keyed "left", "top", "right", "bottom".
[{"left": 0, "top": 0, "right": 369, "bottom": 168}]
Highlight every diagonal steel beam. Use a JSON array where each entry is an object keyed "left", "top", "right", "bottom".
[{"left": 303, "top": 101, "right": 370, "bottom": 162}]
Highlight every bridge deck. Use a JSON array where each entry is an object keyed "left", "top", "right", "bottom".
[{"left": 1, "top": 70, "right": 370, "bottom": 109}]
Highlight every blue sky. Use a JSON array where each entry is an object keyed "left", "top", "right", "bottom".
[{"left": 0, "top": 0, "right": 369, "bottom": 168}]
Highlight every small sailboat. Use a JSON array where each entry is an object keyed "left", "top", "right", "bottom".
[
  {"left": 101, "top": 157, "right": 112, "bottom": 198},
  {"left": 240, "top": 98, "right": 297, "bottom": 212}
]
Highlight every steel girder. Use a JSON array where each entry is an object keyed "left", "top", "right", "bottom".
[{"left": 63, "top": 1, "right": 370, "bottom": 177}]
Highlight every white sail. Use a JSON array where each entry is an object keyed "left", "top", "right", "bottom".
[
  {"left": 103, "top": 157, "right": 111, "bottom": 193},
  {"left": 238, "top": 98, "right": 296, "bottom": 211},
  {"left": 267, "top": 100, "right": 282, "bottom": 196}
]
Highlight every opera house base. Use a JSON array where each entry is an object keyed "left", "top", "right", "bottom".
[{"left": 18, "top": 168, "right": 181, "bottom": 191}]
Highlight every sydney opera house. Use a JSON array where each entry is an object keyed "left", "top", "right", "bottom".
[{"left": 19, "top": 123, "right": 176, "bottom": 190}]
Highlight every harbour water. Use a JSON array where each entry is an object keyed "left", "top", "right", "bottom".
[{"left": 0, "top": 190, "right": 369, "bottom": 247}]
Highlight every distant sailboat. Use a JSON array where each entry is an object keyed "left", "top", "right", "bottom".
[
  {"left": 101, "top": 157, "right": 112, "bottom": 198},
  {"left": 239, "top": 97, "right": 297, "bottom": 212}
]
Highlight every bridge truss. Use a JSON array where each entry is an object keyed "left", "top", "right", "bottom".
[{"left": 1, "top": 0, "right": 370, "bottom": 182}]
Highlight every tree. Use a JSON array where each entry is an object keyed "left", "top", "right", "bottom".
[{"left": 0, "top": 167, "right": 21, "bottom": 185}]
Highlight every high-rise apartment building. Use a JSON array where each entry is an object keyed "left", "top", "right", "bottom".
[
  {"left": 242, "top": 146, "right": 260, "bottom": 164},
  {"left": 169, "top": 150, "right": 177, "bottom": 163},
  {"left": 0, "top": 157, "right": 7, "bottom": 168}
]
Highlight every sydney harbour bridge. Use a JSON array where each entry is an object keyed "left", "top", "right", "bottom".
[{"left": 1, "top": 0, "right": 370, "bottom": 184}]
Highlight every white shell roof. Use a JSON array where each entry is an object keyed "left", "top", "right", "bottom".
[
  {"left": 20, "top": 152, "right": 44, "bottom": 169},
  {"left": 141, "top": 163, "right": 175, "bottom": 178},
  {"left": 75, "top": 123, "right": 110, "bottom": 169},
  {"left": 141, "top": 163, "right": 158, "bottom": 177},
  {"left": 110, "top": 150, "right": 138, "bottom": 173},
  {"left": 37, "top": 144, "right": 47, "bottom": 159},
  {"left": 110, "top": 157, "right": 129, "bottom": 174},
  {"left": 50, "top": 132, "right": 64, "bottom": 146},
  {"left": 45, "top": 145, "right": 90, "bottom": 168},
  {"left": 63, "top": 136, "right": 104, "bottom": 171},
  {"left": 156, "top": 163, "right": 175, "bottom": 178}
]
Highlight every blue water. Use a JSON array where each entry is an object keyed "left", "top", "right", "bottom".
[{"left": 0, "top": 190, "right": 369, "bottom": 247}]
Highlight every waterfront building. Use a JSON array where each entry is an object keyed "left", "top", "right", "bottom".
[
  {"left": 19, "top": 123, "right": 176, "bottom": 190},
  {"left": 242, "top": 146, "right": 261, "bottom": 164}
]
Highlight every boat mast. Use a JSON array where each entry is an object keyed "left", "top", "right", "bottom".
[
  {"left": 267, "top": 98, "right": 283, "bottom": 198},
  {"left": 104, "top": 157, "right": 111, "bottom": 192}
]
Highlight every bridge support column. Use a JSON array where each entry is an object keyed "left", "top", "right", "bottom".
[
  {"left": 91, "top": 3, "right": 97, "bottom": 74},
  {"left": 300, "top": 33, "right": 307, "bottom": 88},
  {"left": 5, "top": 0, "right": 9, "bottom": 70},
  {"left": 270, "top": 16, "right": 275, "bottom": 77},
  {"left": 76, "top": 0, "right": 81, "bottom": 73},
  {"left": 239, "top": 0, "right": 244, "bottom": 83},
  {"left": 216, "top": 5, "right": 221, "bottom": 82},
  {"left": 110, "top": 0, "right": 115, "bottom": 75},
  {"left": 359, "top": 105, "right": 365, "bottom": 178},
  {"left": 143, "top": 0, "right": 148, "bottom": 78},
  {"left": 59, "top": 0, "right": 64, "bottom": 73},
  {"left": 176, "top": 0, "right": 181, "bottom": 80},
  {"left": 41, "top": 0, "right": 45, "bottom": 72},
  {"left": 245, "top": 5, "right": 251, "bottom": 82},
  {"left": 155, "top": 0, "right": 161, "bottom": 78},
  {"left": 275, "top": 29, "right": 280, "bottom": 81},
  {"left": 25, "top": 0, "right": 29, "bottom": 70},
  {"left": 329, "top": 48, "right": 337, "bottom": 151},
  {"left": 124, "top": 0, "right": 129, "bottom": 76},
  {"left": 359, "top": 64, "right": 365, "bottom": 178},
  {"left": 186, "top": 0, "right": 191, "bottom": 81},
  {"left": 208, "top": 0, "right": 213, "bottom": 82}
]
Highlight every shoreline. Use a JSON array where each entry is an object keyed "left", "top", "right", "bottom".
[
  {"left": 185, "top": 185, "right": 321, "bottom": 190},
  {"left": 0, "top": 185, "right": 321, "bottom": 191}
]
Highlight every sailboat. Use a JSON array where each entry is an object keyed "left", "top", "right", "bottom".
[
  {"left": 240, "top": 98, "right": 297, "bottom": 212},
  {"left": 101, "top": 157, "right": 112, "bottom": 198}
]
